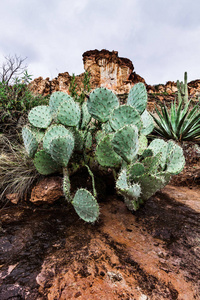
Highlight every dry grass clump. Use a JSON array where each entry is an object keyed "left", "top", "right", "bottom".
[{"left": 0, "top": 134, "right": 41, "bottom": 204}]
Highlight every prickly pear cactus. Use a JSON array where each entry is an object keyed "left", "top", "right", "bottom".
[
  {"left": 127, "top": 82, "right": 147, "bottom": 114},
  {"left": 109, "top": 105, "right": 142, "bottom": 131},
  {"left": 28, "top": 106, "right": 52, "bottom": 129},
  {"left": 96, "top": 134, "right": 122, "bottom": 167},
  {"left": 87, "top": 87, "right": 119, "bottom": 122},
  {"left": 57, "top": 97, "right": 81, "bottom": 127},
  {"left": 22, "top": 84, "right": 185, "bottom": 222},
  {"left": 22, "top": 126, "right": 38, "bottom": 158},
  {"left": 72, "top": 189, "right": 100, "bottom": 223},
  {"left": 112, "top": 125, "right": 139, "bottom": 163}
]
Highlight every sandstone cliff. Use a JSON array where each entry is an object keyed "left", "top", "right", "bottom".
[
  {"left": 29, "top": 49, "right": 146, "bottom": 96},
  {"left": 29, "top": 49, "right": 200, "bottom": 103}
]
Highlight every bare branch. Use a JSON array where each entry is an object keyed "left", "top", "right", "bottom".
[{"left": 0, "top": 55, "right": 27, "bottom": 85}]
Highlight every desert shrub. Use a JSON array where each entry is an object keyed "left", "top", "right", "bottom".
[
  {"left": 69, "top": 71, "right": 91, "bottom": 104},
  {"left": 0, "top": 134, "right": 41, "bottom": 205},
  {"left": 0, "top": 71, "right": 49, "bottom": 122},
  {"left": 0, "top": 55, "right": 49, "bottom": 137},
  {"left": 21, "top": 83, "right": 185, "bottom": 223}
]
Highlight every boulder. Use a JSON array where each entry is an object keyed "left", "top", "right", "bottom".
[{"left": 30, "top": 177, "right": 63, "bottom": 205}]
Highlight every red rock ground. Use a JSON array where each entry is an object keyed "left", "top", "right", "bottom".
[{"left": 0, "top": 144, "right": 199, "bottom": 300}]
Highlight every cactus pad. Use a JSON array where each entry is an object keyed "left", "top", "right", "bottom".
[
  {"left": 141, "top": 110, "right": 154, "bottom": 135},
  {"left": 96, "top": 134, "right": 122, "bottom": 167},
  {"left": 49, "top": 91, "right": 71, "bottom": 115},
  {"left": 87, "top": 87, "right": 119, "bottom": 122},
  {"left": 30, "top": 127, "right": 45, "bottom": 143},
  {"left": 128, "top": 162, "right": 145, "bottom": 180},
  {"left": 127, "top": 83, "right": 147, "bottom": 114},
  {"left": 43, "top": 125, "right": 72, "bottom": 154},
  {"left": 166, "top": 141, "right": 185, "bottom": 174},
  {"left": 112, "top": 125, "right": 139, "bottom": 163},
  {"left": 109, "top": 105, "right": 142, "bottom": 131},
  {"left": 69, "top": 128, "right": 84, "bottom": 151},
  {"left": 124, "top": 197, "right": 140, "bottom": 211},
  {"left": 148, "top": 139, "right": 168, "bottom": 169},
  {"left": 101, "top": 122, "right": 114, "bottom": 134},
  {"left": 95, "top": 130, "right": 105, "bottom": 144},
  {"left": 50, "top": 135, "right": 74, "bottom": 167},
  {"left": 72, "top": 188, "right": 100, "bottom": 223},
  {"left": 28, "top": 105, "right": 52, "bottom": 129},
  {"left": 116, "top": 169, "right": 129, "bottom": 190},
  {"left": 141, "top": 148, "right": 154, "bottom": 159},
  {"left": 81, "top": 101, "right": 91, "bottom": 129},
  {"left": 57, "top": 98, "right": 81, "bottom": 126},
  {"left": 85, "top": 131, "right": 93, "bottom": 150},
  {"left": 116, "top": 169, "right": 141, "bottom": 211},
  {"left": 136, "top": 173, "right": 164, "bottom": 201},
  {"left": 22, "top": 126, "right": 38, "bottom": 158},
  {"left": 138, "top": 134, "right": 148, "bottom": 155},
  {"left": 142, "top": 152, "right": 162, "bottom": 174},
  {"left": 123, "top": 183, "right": 141, "bottom": 211},
  {"left": 33, "top": 150, "right": 60, "bottom": 175}
]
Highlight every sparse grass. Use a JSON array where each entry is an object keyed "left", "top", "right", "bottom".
[{"left": 0, "top": 134, "right": 41, "bottom": 206}]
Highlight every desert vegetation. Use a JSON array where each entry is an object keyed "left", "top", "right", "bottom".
[
  {"left": 0, "top": 58, "right": 199, "bottom": 212},
  {"left": 0, "top": 57, "right": 200, "bottom": 299}
]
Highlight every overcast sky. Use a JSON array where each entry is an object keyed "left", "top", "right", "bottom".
[{"left": 0, "top": 0, "right": 199, "bottom": 85}]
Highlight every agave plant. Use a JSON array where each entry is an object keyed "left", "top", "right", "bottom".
[{"left": 151, "top": 72, "right": 200, "bottom": 142}]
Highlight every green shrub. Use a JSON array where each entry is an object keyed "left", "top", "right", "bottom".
[
  {"left": 0, "top": 71, "right": 49, "bottom": 121},
  {"left": 69, "top": 71, "right": 91, "bottom": 105}
]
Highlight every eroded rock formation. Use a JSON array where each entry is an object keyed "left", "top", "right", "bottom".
[
  {"left": 82, "top": 49, "right": 145, "bottom": 94},
  {"left": 29, "top": 49, "right": 200, "bottom": 101},
  {"left": 29, "top": 49, "right": 146, "bottom": 96}
]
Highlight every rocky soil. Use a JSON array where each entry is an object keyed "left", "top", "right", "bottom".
[{"left": 0, "top": 156, "right": 200, "bottom": 300}]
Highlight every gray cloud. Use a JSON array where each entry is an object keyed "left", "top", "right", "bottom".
[{"left": 0, "top": 0, "right": 199, "bottom": 84}]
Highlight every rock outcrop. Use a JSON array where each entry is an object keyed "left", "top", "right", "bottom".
[
  {"left": 30, "top": 177, "right": 63, "bottom": 205},
  {"left": 29, "top": 49, "right": 146, "bottom": 96},
  {"left": 29, "top": 49, "right": 200, "bottom": 101},
  {"left": 82, "top": 49, "right": 145, "bottom": 94}
]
